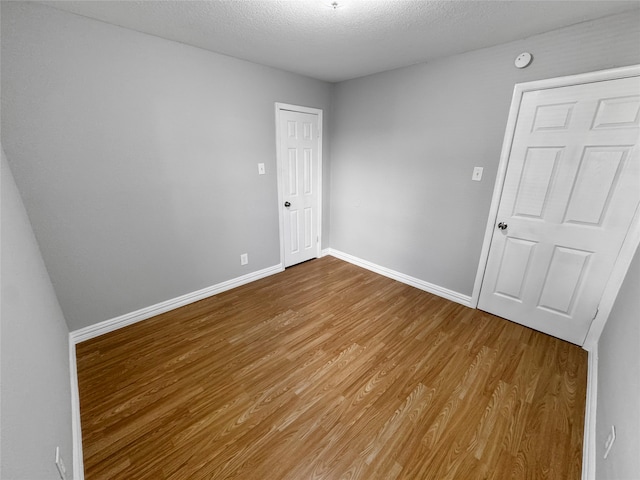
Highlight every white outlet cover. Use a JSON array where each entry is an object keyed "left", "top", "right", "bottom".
[
  {"left": 55, "top": 447, "right": 67, "bottom": 480},
  {"left": 604, "top": 425, "right": 616, "bottom": 459}
]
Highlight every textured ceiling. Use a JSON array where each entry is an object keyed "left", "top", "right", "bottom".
[{"left": 39, "top": 0, "right": 639, "bottom": 82}]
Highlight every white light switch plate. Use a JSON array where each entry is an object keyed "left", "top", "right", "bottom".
[
  {"left": 258, "top": 163, "right": 265, "bottom": 175},
  {"left": 472, "top": 167, "right": 483, "bottom": 181}
]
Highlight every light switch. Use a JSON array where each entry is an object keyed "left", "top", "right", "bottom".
[
  {"left": 472, "top": 167, "right": 483, "bottom": 181},
  {"left": 258, "top": 163, "right": 266, "bottom": 175}
]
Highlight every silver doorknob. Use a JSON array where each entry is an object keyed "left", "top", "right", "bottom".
[
  {"left": 284, "top": 201, "right": 291, "bottom": 207},
  {"left": 497, "top": 222, "right": 508, "bottom": 230}
]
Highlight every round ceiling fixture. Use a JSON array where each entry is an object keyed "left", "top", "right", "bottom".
[{"left": 515, "top": 52, "right": 533, "bottom": 69}]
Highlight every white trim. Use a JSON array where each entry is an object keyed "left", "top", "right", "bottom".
[
  {"left": 70, "top": 264, "right": 283, "bottom": 344},
  {"left": 326, "top": 248, "right": 472, "bottom": 307},
  {"left": 470, "top": 82, "right": 524, "bottom": 308},
  {"left": 582, "top": 344, "right": 599, "bottom": 480},
  {"left": 69, "top": 340, "right": 84, "bottom": 480},
  {"left": 275, "top": 102, "right": 323, "bottom": 267},
  {"left": 583, "top": 203, "right": 640, "bottom": 350},
  {"left": 471, "top": 65, "right": 640, "bottom": 347}
]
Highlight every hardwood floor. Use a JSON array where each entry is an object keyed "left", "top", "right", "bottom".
[{"left": 76, "top": 256, "right": 587, "bottom": 479}]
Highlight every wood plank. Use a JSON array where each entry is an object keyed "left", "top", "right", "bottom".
[{"left": 76, "top": 256, "right": 587, "bottom": 479}]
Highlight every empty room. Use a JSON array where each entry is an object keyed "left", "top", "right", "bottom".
[{"left": 2, "top": 1, "right": 639, "bottom": 479}]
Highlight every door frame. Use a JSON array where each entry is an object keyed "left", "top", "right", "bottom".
[
  {"left": 275, "top": 102, "right": 323, "bottom": 267},
  {"left": 470, "top": 64, "right": 640, "bottom": 349}
]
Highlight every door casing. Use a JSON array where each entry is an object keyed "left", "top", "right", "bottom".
[
  {"left": 275, "top": 102, "right": 323, "bottom": 267},
  {"left": 471, "top": 64, "right": 640, "bottom": 350}
]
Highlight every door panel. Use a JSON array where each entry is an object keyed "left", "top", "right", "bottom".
[
  {"left": 280, "top": 110, "right": 320, "bottom": 267},
  {"left": 288, "top": 147, "right": 298, "bottom": 196},
  {"left": 512, "top": 147, "right": 560, "bottom": 218},
  {"left": 494, "top": 237, "right": 537, "bottom": 301},
  {"left": 479, "top": 75, "right": 640, "bottom": 345},
  {"left": 536, "top": 246, "right": 591, "bottom": 315},
  {"left": 563, "top": 147, "right": 626, "bottom": 225}
]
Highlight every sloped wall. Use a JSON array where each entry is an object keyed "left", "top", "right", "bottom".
[{"left": 1, "top": 148, "right": 73, "bottom": 479}]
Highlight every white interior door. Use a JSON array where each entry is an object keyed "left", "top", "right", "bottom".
[
  {"left": 278, "top": 108, "right": 321, "bottom": 267},
  {"left": 478, "top": 74, "right": 640, "bottom": 345}
]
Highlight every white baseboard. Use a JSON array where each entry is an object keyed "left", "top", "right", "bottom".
[
  {"left": 70, "top": 264, "right": 284, "bottom": 344},
  {"left": 582, "top": 344, "right": 598, "bottom": 480},
  {"left": 69, "top": 341, "right": 84, "bottom": 480},
  {"left": 325, "top": 248, "right": 472, "bottom": 307}
]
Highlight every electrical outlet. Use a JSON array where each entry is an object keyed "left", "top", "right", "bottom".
[
  {"left": 472, "top": 166, "right": 484, "bottom": 181},
  {"left": 604, "top": 425, "right": 616, "bottom": 459},
  {"left": 240, "top": 253, "right": 248, "bottom": 266},
  {"left": 55, "top": 447, "right": 67, "bottom": 480}
]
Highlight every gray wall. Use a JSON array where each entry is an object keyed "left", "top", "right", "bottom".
[
  {"left": 596, "top": 249, "right": 640, "bottom": 480},
  {"left": 329, "top": 12, "right": 640, "bottom": 296},
  {"left": 1, "top": 147, "right": 74, "bottom": 479},
  {"left": 1, "top": 1, "right": 333, "bottom": 331}
]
